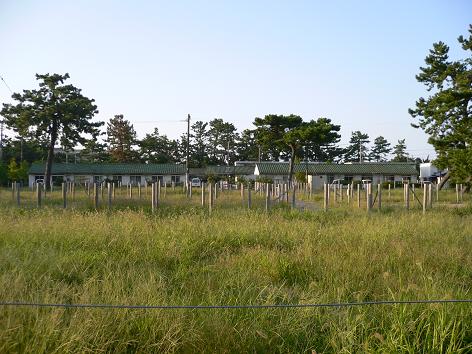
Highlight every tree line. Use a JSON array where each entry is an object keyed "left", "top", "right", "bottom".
[
  {"left": 0, "top": 25, "right": 470, "bottom": 187},
  {"left": 0, "top": 105, "right": 415, "bottom": 185}
]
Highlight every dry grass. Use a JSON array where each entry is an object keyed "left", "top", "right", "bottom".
[{"left": 0, "top": 186, "right": 471, "bottom": 352}]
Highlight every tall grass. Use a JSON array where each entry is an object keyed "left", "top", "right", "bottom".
[{"left": 0, "top": 193, "right": 471, "bottom": 352}]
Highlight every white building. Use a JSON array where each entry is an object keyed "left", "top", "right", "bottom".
[
  {"left": 28, "top": 163, "right": 186, "bottom": 187},
  {"left": 254, "top": 162, "right": 419, "bottom": 190}
]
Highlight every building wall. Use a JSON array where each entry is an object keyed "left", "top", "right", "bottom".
[
  {"left": 306, "top": 173, "right": 418, "bottom": 190},
  {"left": 28, "top": 174, "right": 186, "bottom": 187}
]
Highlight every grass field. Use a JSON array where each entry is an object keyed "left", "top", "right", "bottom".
[{"left": 0, "top": 186, "right": 471, "bottom": 352}]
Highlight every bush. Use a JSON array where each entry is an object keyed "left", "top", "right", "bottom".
[{"left": 256, "top": 176, "right": 273, "bottom": 184}]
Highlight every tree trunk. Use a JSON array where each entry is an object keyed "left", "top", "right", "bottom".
[
  {"left": 438, "top": 171, "right": 450, "bottom": 190},
  {"left": 464, "top": 176, "right": 471, "bottom": 193},
  {"left": 288, "top": 145, "right": 296, "bottom": 186},
  {"left": 44, "top": 119, "right": 58, "bottom": 190}
]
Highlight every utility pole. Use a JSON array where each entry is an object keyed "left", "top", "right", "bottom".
[
  {"left": 186, "top": 114, "right": 190, "bottom": 188},
  {"left": 359, "top": 142, "right": 362, "bottom": 163}
]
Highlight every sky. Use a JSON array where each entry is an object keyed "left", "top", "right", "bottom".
[{"left": 0, "top": 0, "right": 471, "bottom": 159}]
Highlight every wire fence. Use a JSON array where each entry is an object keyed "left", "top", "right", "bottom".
[{"left": 1, "top": 299, "right": 471, "bottom": 310}]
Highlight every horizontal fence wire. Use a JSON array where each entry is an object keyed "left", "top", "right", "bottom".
[{"left": 1, "top": 299, "right": 471, "bottom": 310}]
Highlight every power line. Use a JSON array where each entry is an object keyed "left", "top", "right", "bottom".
[
  {"left": 133, "top": 120, "right": 187, "bottom": 124},
  {"left": 0, "top": 299, "right": 470, "bottom": 310},
  {"left": 0, "top": 74, "right": 13, "bottom": 94}
]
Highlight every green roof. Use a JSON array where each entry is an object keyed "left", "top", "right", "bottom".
[
  {"left": 205, "top": 165, "right": 255, "bottom": 175},
  {"left": 255, "top": 162, "right": 418, "bottom": 176},
  {"left": 29, "top": 163, "right": 186, "bottom": 175}
]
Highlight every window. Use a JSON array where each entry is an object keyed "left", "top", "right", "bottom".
[
  {"left": 51, "top": 175, "right": 65, "bottom": 186},
  {"left": 171, "top": 175, "right": 180, "bottom": 183},
  {"left": 152, "top": 175, "right": 164, "bottom": 183},
  {"left": 344, "top": 175, "right": 353, "bottom": 183},
  {"left": 327, "top": 175, "right": 334, "bottom": 184},
  {"left": 94, "top": 175, "right": 102, "bottom": 183},
  {"left": 112, "top": 175, "right": 122, "bottom": 183},
  {"left": 384, "top": 175, "right": 395, "bottom": 182},
  {"left": 402, "top": 176, "right": 411, "bottom": 182},
  {"left": 130, "top": 175, "right": 142, "bottom": 185}
]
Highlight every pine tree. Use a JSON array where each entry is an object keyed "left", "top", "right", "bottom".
[
  {"left": 190, "top": 121, "right": 210, "bottom": 167},
  {"left": 1, "top": 73, "right": 102, "bottom": 188},
  {"left": 369, "top": 136, "right": 391, "bottom": 162},
  {"left": 139, "top": 128, "right": 177, "bottom": 164},
  {"left": 391, "top": 139, "right": 409, "bottom": 162},
  {"left": 409, "top": 25, "right": 472, "bottom": 187},
  {"left": 344, "top": 131, "right": 370, "bottom": 162},
  {"left": 106, "top": 115, "right": 139, "bottom": 162}
]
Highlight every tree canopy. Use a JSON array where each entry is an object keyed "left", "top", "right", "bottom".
[
  {"left": 409, "top": 25, "right": 472, "bottom": 185},
  {"left": 391, "top": 139, "right": 409, "bottom": 162},
  {"left": 254, "top": 114, "right": 340, "bottom": 183},
  {"left": 106, "top": 115, "right": 138, "bottom": 163},
  {"left": 0, "top": 73, "right": 102, "bottom": 188},
  {"left": 370, "top": 136, "right": 391, "bottom": 162},
  {"left": 344, "top": 131, "right": 370, "bottom": 162}
]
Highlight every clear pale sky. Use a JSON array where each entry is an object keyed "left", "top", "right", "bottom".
[{"left": 1, "top": 0, "right": 470, "bottom": 158}]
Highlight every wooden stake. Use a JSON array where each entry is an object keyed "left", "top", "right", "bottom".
[
  {"left": 357, "top": 184, "right": 361, "bottom": 208},
  {"left": 36, "top": 183, "right": 42, "bottom": 208},
  {"left": 107, "top": 183, "right": 112, "bottom": 209},
  {"left": 405, "top": 184, "right": 410, "bottom": 210},
  {"left": 209, "top": 182, "right": 213, "bottom": 214},
  {"left": 201, "top": 182, "right": 206, "bottom": 207},
  {"left": 151, "top": 183, "right": 156, "bottom": 213},
  {"left": 93, "top": 183, "right": 99, "bottom": 209},
  {"left": 366, "top": 184, "right": 372, "bottom": 213},
  {"left": 323, "top": 183, "right": 328, "bottom": 211},
  {"left": 247, "top": 183, "right": 252, "bottom": 209},
  {"left": 423, "top": 183, "right": 427, "bottom": 214},
  {"left": 265, "top": 183, "right": 271, "bottom": 212},
  {"left": 62, "top": 182, "right": 66, "bottom": 209},
  {"left": 377, "top": 183, "right": 381, "bottom": 210},
  {"left": 428, "top": 183, "right": 432, "bottom": 208},
  {"left": 291, "top": 184, "right": 296, "bottom": 209}
]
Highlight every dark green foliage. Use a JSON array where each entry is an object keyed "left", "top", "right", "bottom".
[
  {"left": 0, "top": 161, "right": 7, "bottom": 186},
  {"left": 189, "top": 121, "right": 210, "bottom": 167},
  {"left": 0, "top": 73, "right": 102, "bottom": 188},
  {"left": 344, "top": 131, "right": 370, "bottom": 162},
  {"left": 80, "top": 139, "right": 110, "bottom": 163},
  {"left": 409, "top": 25, "right": 472, "bottom": 184},
  {"left": 303, "top": 117, "right": 342, "bottom": 162},
  {"left": 294, "top": 171, "right": 307, "bottom": 183},
  {"left": 208, "top": 118, "right": 239, "bottom": 165},
  {"left": 1, "top": 138, "right": 45, "bottom": 164},
  {"left": 139, "top": 128, "right": 179, "bottom": 164},
  {"left": 254, "top": 115, "right": 337, "bottom": 182},
  {"left": 370, "top": 136, "right": 391, "bottom": 162},
  {"left": 391, "top": 139, "right": 409, "bottom": 162},
  {"left": 236, "top": 129, "right": 263, "bottom": 162},
  {"left": 106, "top": 115, "right": 139, "bottom": 162}
]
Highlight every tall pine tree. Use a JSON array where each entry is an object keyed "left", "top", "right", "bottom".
[
  {"left": 106, "top": 115, "right": 139, "bottom": 162},
  {"left": 369, "top": 136, "right": 391, "bottom": 162},
  {"left": 344, "top": 131, "right": 370, "bottom": 162}
]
